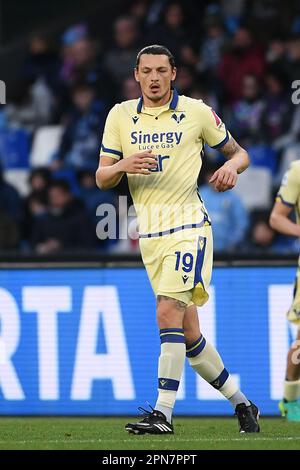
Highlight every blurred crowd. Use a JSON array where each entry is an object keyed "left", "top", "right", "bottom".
[{"left": 0, "top": 0, "right": 300, "bottom": 255}]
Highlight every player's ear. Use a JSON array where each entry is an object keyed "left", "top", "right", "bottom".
[
  {"left": 134, "top": 68, "right": 140, "bottom": 83},
  {"left": 171, "top": 67, "right": 177, "bottom": 82}
]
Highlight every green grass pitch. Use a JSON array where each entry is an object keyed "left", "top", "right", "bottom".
[{"left": 0, "top": 417, "right": 300, "bottom": 450}]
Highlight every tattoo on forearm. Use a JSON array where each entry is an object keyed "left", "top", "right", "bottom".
[
  {"left": 219, "top": 137, "right": 241, "bottom": 158},
  {"left": 157, "top": 295, "right": 187, "bottom": 311}
]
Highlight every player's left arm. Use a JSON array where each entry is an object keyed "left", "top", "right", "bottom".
[{"left": 209, "top": 137, "right": 250, "bottom": 192}]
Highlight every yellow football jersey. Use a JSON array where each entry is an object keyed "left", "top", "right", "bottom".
[
  {"left": 100, "top": 88, "right": 229, "bottom": 236},
  {"left": 277, "top": 160, "right": 300, "bottom": 225}
]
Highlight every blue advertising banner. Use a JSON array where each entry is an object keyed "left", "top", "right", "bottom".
[{"left": 0, "top": 266, "right": 297, "bottom": 415}]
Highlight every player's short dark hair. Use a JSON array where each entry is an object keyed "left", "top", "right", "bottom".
[{"left": 135, "top": 45, "right": 175, "bottom": 69}]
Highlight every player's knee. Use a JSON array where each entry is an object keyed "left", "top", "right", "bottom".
[
  {"left": 157, "top": 309, "right": 174, "bottom": 328},
  {"left": 156, "top": 295, "right": 185, "bottom": 328}
]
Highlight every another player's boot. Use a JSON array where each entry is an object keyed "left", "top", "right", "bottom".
[
  {"left": 279, "top": 400, "right": 300, "bottom": 421},
  {"left": 235, "top": 401, "right": 260, "bottom": 433},
  {"left": 125, "top": 405, "right": 174, "bottom": 435}
]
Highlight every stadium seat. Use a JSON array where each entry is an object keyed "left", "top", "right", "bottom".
[
  {"left": 30, "top": 125, "right": 63, "bottom": 167},
  {"left": 0, "top": 128, "right": 30, "bottom": 169},
  {"left": 234, "top": 167, "right": 272, "bottom": 210},
  {"left": 4, "top": 169, "right": 30, "bottom": 196}
]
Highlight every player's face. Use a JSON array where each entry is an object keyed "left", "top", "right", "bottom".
[{"left": 135, "top": 54, "right": 177, "bottom": 105}]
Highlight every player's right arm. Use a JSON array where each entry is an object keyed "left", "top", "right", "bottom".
[
  {"left": 270, "top": 163, "right": 300, "bottom": 237},
  {"left": 96, "top": 152, "right": 158, "bottom": 190},
  {"left": 95, "top": 104, "right": 157, "bottom": 190}
]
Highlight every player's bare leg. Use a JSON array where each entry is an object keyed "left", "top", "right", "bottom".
[
  {"left": 279, "top": 329, "right": 300, "bottom": 421},
  {"left": 184, "top": 304, "right": 260, "bottom": 433},
  {"left": 125, "top": 295, "right": 186, "bottom": 434}
]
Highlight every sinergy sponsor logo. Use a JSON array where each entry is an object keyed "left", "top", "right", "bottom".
[{"left": 131, "top": 131, "right": 183, "bottom": 145}]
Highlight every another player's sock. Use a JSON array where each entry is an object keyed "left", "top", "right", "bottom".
[
  {"left": 187, "top": 335, "right": 250, "bottom": 406},
  {"left": 155, "top": 328, "right": 186, "bottom": 424},
  {"left": 283, "top": 379, "right": 300, "bottom": 402}
]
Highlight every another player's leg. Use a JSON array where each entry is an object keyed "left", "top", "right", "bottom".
[
  {"left": 125, "top": 295, "right": 187, "bottom": 434},
  {"left": 279, "top": 329, "right": 300, "bottom": 421},
  {"left": 184, "top": 305, "right": 260, "bottom": 433}
]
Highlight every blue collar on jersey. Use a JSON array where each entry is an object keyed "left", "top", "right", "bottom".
[{"left": 136, "top": 87, "right": 179, "bottom": 113}]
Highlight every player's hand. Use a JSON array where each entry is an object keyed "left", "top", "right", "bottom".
[
  {"left": 209, "top": 161, "right": 238, "bottom": 192},
  {"left": 119, "top": 151, "right": 157, "bottom": 175}
]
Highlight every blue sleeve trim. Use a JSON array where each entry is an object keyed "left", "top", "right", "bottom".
[
  {"left": 101, "top": 144, "right": 123, "bottom": 158},
  {"left": 276, "top": 195, "right": 294, "bottom": 208},
  {"left": 210, "top": 130, "right": 229, "bottom": 149}
]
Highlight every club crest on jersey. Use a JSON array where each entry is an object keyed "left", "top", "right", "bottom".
[
  {"left": 132, "top": 116, "right": 139, "bottom": 124},
  {"left": 171, "top": 112, "right": 185, "bottom": 124}
]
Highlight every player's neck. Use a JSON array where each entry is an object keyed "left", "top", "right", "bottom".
[{"left": 142, "top": 89, "right": 172, "bottom": 108}]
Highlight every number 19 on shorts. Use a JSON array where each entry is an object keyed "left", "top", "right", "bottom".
[{"left": 174, "top": 251, "right": 194, "bottom": 273}]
